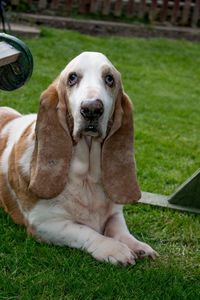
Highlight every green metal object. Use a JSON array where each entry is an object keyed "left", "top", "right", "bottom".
[
  {"left": 0, "top": 33, "right": 33, "bottom": 91},
  {"left": 168, "top": 168, "right": 200, "bottom": 209},
  {"left": 140, "top": 169, "right": 200, "bottom": 214}
]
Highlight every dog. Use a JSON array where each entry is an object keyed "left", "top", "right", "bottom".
[{"left": 0, "top": 52, "right": 158, "bottom": 265}]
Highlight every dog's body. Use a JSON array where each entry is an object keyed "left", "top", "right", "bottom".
[{"left": 0, "top": 52, "right": 158, "bottom": 265}]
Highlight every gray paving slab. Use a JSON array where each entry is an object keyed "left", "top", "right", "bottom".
[{"left": 0, "top": 23, "right": 40, "bottom": 38}]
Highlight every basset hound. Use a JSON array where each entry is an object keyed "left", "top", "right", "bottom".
[{"left": 0, "top": 52, "right": 158, "bottom": 265}]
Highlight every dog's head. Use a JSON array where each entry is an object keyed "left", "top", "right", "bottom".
[
  {"left": 29, "top": 52, "right": 141, "bottom": 204},
  {"left": 58, "top": 52, "right": 122, "bottom": 140}
]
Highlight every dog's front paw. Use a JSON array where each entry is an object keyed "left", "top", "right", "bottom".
[
  {"left": 119, "top": 235, "right": 159, "bottom": 260},
  {"left": 89, "top": 237, "right": 136, "bottom": 266},
  {"left": 131, "top": 241, "right": 159, "bottom": 260}
]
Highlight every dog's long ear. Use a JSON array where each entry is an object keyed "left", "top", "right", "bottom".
[
  {"left": 102, "top": 91, "right": 141, "bottom": 204},
  {"left": 29, "top": 81, "right": 72, "bottom": 199}
]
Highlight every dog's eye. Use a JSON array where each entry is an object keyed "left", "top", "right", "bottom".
[
  {"left": 105, "top": 74, "right": 114, "bottom": 87},
  {"left": 68, "top": 73, "right": 78, "bottom": 86}
]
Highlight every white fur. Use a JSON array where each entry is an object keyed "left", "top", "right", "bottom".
[
  {"left": 1, "top": 114, "right": 36, "bottom": 175},
  {"left": 19, "top": 124, "right": 35, "bottom": 177}
]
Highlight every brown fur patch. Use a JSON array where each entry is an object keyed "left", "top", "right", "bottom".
[
  {"left": 0, "top": 107, "right": 21, "bottom": 133},
  {"left": 0, "top": 170, "right": 25, "bottom": 225},
  {"left": 0, "top": 135, "right": 8, "bottom": 208},
  {"left": 0, "top": 135, "right": 8, "bottom": 158},
  {"left": 8, "top": 122, "right": 38, "bottom": 212},
  {"left": 0, "top": 135, "right": 25, "bottom": 225}
]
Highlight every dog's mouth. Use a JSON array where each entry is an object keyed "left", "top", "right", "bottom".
[
  {"left": 82, "top": 124, "right": 100, "bottom": 137},
  {"left": 84, "top": 123, "right": 98, "bottom": 134},
  {"left": 75, "top": 122, "right": 102, "bottom": 139}
]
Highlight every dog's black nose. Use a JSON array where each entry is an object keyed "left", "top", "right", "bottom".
[{"left": 80, "top": 99, "right": 104, "bottom": 120}]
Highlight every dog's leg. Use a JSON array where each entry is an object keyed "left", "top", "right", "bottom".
[
  {"left": 104, "top": 206, "right": 159, "bottom": 260},
  {"left": 27, "top": 206, "right": 136, "bottom": 265}
]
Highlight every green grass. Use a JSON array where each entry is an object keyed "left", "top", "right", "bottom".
[{"left": 0, "top": 28, "right": 200, "bottom": 299}]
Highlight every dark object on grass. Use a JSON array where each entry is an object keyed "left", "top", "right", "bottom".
[
  {"left": 168, "top": 169, "right": 200, "bottom": 210},
  {"left": 0, "top": 33, "right": 33, "bottom": 91},
  {"left": 140, "top": 169, "right": 200, "bottom": 214}
]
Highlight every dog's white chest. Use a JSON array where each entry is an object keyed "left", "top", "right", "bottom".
[
  {"left": 63, "top": 137, "right": 112, "bottom": 232},
  {"left": 70, "top": 137, "right": 101, "bottom": 183}
]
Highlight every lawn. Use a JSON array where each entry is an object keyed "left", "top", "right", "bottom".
[{"left": 0, "top": 27, "right": 200, "bottom": 299}]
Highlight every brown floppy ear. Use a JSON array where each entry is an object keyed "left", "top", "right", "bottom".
[
  {"left": 102, "top": 91, "right": 141, "bottom": 204},
  {"left": 29, "top": 82, "right": 72, "bottom": 199}
]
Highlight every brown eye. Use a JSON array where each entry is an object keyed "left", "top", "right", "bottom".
[
  {"left": 68, "top": 73, "right": 78, "bottom": 86},
  {"left": 105, "top": 74, "right": 114, "bottom": 87}
]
